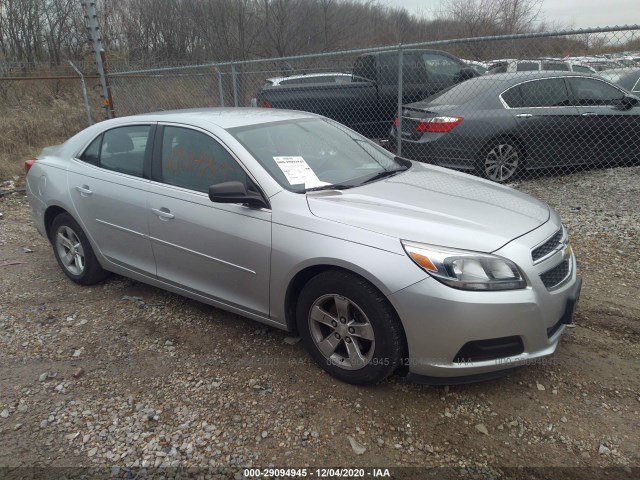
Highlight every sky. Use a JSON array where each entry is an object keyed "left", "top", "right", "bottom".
[{"left": 378, "top": 0, "right": 639, "bottom": 29}]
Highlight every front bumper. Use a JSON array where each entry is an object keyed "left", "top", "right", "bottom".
[{"left": 388, "top": 225, "right": 581, "bottom": 380}]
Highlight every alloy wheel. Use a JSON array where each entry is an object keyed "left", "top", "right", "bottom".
[
  {"left": 308, "top": 294, "right": 375, "bottom": 370},
  {"left": 484, "top": 143, "right": 519, "bottom": 182},
  {"left": 55, "top": 225, "right": 86, "bottom": 276}
]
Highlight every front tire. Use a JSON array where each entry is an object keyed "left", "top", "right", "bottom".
[
  {"left": 480, "top": 141, "right": 522, "bottom": 183},
  {"left": 296, "top": 270, "right": 405, "bottom": 385},
  {"left": 50, "top": 213, "right": 109, "bottom": 285}
]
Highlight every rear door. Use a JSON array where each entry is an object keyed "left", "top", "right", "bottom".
[
  {"left": 501, "top": 77, "right": 583, "bottom": 167},
  {"left": 68, "top": 124, "right": 156, "bottom": 276},
  {"left": 146, "top": 124, "right": 272, "bottom": 317}
]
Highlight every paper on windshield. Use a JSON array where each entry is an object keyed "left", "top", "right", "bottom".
[{"left": 273, "top": 156, "right": 328, "bottom": 188}]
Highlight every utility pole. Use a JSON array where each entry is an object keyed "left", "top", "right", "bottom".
[{"left": 82, "top": 0, "right": 114, "bottom": 118}]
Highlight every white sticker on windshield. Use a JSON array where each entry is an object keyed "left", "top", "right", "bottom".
[{"left": 273, "top": 156, "right": 328, "bottom": 188}]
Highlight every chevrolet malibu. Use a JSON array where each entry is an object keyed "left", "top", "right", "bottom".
[{"left": 25, "top": 108, "right": 581, "bottom": 385}]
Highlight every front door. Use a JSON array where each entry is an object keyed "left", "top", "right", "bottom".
[
  {"left": 567, "top": 76, "right": 640, "bottom": 165},
  {"left": 147, "top": 124, "right": 272, "bottom": 317}
]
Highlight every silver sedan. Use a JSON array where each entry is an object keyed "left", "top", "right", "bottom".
[{"left": 25, "top": 108, "right": 582, "bottom": 385}]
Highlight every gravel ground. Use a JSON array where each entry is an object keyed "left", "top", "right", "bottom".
[{"left": 0, "top": 166, "right": 639, "bottom": 479}]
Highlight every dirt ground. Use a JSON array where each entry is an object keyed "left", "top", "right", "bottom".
[{"left": 0, "top": 168, "right": 639, "bottom": 480}]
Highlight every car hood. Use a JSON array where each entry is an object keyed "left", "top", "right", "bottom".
[{"left": 306, "top": 163, "right": 550, "bottom": 253}]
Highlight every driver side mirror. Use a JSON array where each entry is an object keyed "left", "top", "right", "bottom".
[
  {"left": 611, "top": 95, "right": 639, "bottom": 109},
  {"left": 208, "top": 180, "right": 269, "bottom": 209}
]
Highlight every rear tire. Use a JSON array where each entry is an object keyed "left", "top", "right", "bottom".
[
  {"left": 479, "top": 141, "right": 522, "bottom": 183},
  {"left": 50, "top": 213, "right": 109, "bottom": 285},
  {"left": 296, "top": 270, "right": 405, "bottom": 385}
]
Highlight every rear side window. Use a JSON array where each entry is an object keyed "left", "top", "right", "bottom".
[
  {"left": 100, "top": 126, "right": 151, "bottom": 177},
  {"left": 516, "top": 78, "right": 570, "bottom": 107},
  {"left": 353, "top": 56, "right": 376, "bottom": 81},
  {"left": 516, "top": 62, "right": 539, "bottom": 71},
  {"left": 501, "top": 86, "right": 523, "bottom": 108}
]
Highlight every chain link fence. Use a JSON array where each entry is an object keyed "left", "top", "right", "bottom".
[
  {"left": 107, "top": 25, "right": 640, "bottom": 183},
  {"left": 0, "top": 61, "right": 107, "bottom": 179}
]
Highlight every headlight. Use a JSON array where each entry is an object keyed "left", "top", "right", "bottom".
[{"left": 401, "top": 241, "right": 526, "bottom": 291}]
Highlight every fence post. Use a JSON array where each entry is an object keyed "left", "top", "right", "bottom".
[
  {"left": 231, "top": 63, "right": 239, "bottom": 107},
  {"left": 396, "top": 45, "right": 403, "bottom": 157},
  {"left": 81, "top": 0, "right": 112, "bottom": 119},
  {"left": 100, "top": 50, "right": 116, "bottom": 118},
  {"left": 215, "top": 66, "right": 225, "bottom": 107},
  {"left": 68, "top": 61, "right": 92, "bottom": 126}
]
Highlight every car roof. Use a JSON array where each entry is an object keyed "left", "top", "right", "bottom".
[
  {"left": 124, "top": 108, "right": 320, "bottom": 129},
  {"left": 266, "top": 73, "right": 350, "bottom": 83},
  {"left": 474, "top": 70, "right": 598, "bottom": 84}
]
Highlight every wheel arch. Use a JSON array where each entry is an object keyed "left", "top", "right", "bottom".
[
  {"left": 283, "top": 263, "right": 406, "bottom": 356},
  {"left": 479, "top": 133, "right": 528, "bottom": 160},
  {"left": 44, "top": 204, "right": 72, "bottom": 242}
]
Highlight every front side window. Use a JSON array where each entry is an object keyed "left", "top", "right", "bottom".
[
  {"left": 160, "top": 126, "right": 247, "bottom": 193},
  {"left": 100, "top": 125, "right": 151, "bottom": 177},
  {"left": 511, "top": 78, "right": 571, "bottom": 108},
  {"left": 568, "top": 77, "right": 625, "bottom": 106}
]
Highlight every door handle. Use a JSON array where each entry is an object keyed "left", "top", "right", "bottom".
[
  {"left": 152, "top": 207, "right": 175, "bottom": 220},
  {"left": 75, "top": 185, "right": 92, "bottom": 196},
  {"left": 581, "top": 112, "right": 597, "bottom": 116},
  {"left": 515, "top": 113, "right": 533, "bottom": 118}
]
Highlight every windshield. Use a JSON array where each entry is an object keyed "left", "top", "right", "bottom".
[{"left": 229, "top": 118, "right": 406, "bottom": 192}]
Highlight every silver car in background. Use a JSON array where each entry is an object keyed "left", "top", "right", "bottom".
[{"left": 25, "top": 108, "right": 582, "bottom": 385}]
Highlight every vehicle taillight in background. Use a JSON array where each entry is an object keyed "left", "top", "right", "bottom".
[
  {"left": 393, "top": 116, "right": 399, "bottom": 126},
  {"left": 260, "top": 99, "right": 273, "bottom": 108},
  {"left": 25, "top": 158, "right": 37, "bottom": 174},
  {"left": 415, "top": 116, "right": 463, "bottom": 133}
]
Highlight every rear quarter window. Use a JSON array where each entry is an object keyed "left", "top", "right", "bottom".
[{"left": 79, "top": 135, "right": 102, "bottom": 166}]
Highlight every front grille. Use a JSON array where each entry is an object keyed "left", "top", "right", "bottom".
[
  {"left": 540, "top": 259, "right": 570, "bottom": 290},
  {"left": 532, "top": 229, "right": 563, "bottom": 263},
  {"left": 454, "top": 336, "right": 524, "bottom": 363}
]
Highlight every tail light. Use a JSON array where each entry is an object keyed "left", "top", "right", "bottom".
[
  {"left": 25, "top": 158, "right": 37, "bottom": 174},
  {"left": 260, "top": 99, "right": 273, "bottom": 108},
  {"left": 393, "top": 116, "right": 399, "bottom": 126},
  {"left": 415, "top": 116, "right": 462, "bottom": 133}
]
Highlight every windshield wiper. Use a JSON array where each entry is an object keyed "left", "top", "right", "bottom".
[
  {"left": 359, "top": 166, "right": 409, "bottom": 185},
  {"left": 304, "top": 183, "right": 356, "bottom": 192}
]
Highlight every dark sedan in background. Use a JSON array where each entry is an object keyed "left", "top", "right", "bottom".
[{"left": 390, "top": 72, "right": 640, "bottom": 182}]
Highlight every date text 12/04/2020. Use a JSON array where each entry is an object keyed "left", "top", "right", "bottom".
[{"left": 243, "top": 468, "right": 392, "bottom": 477}]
